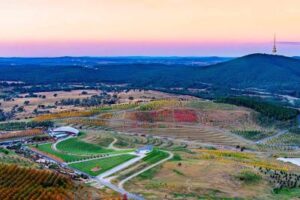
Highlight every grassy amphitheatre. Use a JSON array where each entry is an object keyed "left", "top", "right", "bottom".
[
  {"left": 56, "top": 137, "right": 114, "bottom": 155},
  {"left": 34, "top": 134, "right": 133, "bottom": 162},
  {"left": 35, "top": 143, "right": 90, "bottom": 162},
  {"left": 69, "top": 154, "right": 137, "bottom": 176}
]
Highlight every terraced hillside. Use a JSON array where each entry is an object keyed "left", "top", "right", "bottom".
[
  {"left": 120, "top": 126, "right": 249, "bottom": 146},
  {"left": 58, "top": 99, "right": 264, "bottom": 147}
]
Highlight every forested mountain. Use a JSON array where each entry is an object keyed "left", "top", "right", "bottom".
[
  {"left": 1, "top": 54, "right": 300, "bottom": 93},
  {"left": 191, "top": 54, "right": 300, "bottom": 91}
]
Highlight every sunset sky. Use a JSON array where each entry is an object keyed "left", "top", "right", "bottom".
[{"left": 0, "top": 0, "right": 300, "bottom": 56}]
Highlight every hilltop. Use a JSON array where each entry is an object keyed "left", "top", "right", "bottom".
[{"left": 193, "top": 53, "right": 300, "bottom": 91}]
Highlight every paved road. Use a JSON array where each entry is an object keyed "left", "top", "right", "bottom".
[
  {"left": 92, "top": 152, "right": 147, "bottom": 200},
  {"left": 97, "top": 153, "right": 146, "bottom": 179},
  {"left": 119, "top": 150, "right": 173, "bottom": 190},
  {"left": 94, "top": 178, "right": 144, "bottom": 200}
]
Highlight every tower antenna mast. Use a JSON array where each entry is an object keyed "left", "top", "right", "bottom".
[{"left": 272, "top": 34, "right": 277, "bottom": 54}]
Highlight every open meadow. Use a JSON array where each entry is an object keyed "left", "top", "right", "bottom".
[{"left": 124, "top": 148, "right": 300, "bottom": 200}]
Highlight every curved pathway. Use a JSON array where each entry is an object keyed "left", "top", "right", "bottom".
[
  {"left": 52, "top": 136, "right": 73, "bottom": 152},
  {"left": 118, "top": 150, "right": 174, "bottom": 190},
  {"left": 108, "top": 137, "right": 121, "bottom": 150},
  {"left": 256, "top": 130, "right": 288, "bottom": 144}
]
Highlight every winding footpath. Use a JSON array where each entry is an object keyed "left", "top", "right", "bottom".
[
  {"left": 52, "top": 136, "right": 73, "bottom": 152},
  {"left": 108, "top": 137, "right": 121, "bottom": 150},
  {"left": 256, "top": 130, "right": 288, "bottom": 144}
]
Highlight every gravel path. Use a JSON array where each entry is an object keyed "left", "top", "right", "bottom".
[
  {"left": 256, "top": 130, "right": 288, "bottom": 144},
  {"left": 118, "top": 150, "right": 173, "bottom": 190}
]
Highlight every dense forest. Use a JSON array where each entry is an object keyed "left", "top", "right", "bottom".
[
  {"left": 0, "top": 54, "right": 300, "bottom": 93},
  {"left": 218, "top": 97, "right": 299, "bottom": 121},
  {"left": 58, "top": 94, "right": 118, "bottom": 107},
  {"left": 0, "top": 121, "right": 53, "bottom": 131}
]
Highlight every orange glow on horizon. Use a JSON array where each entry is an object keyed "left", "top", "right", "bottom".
[
  {"left": 1, "top": 0, "right": 300, "bottom": 43},
  {"left": 0, "top": 0, "right": 299, "bottom": 56}
]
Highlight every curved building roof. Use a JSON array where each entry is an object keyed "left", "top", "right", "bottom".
[{"left": 53, "top": 126, "right": 79, "bottom": 134}]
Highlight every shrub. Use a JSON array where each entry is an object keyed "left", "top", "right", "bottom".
[
  {"left": 172, "top": 154, "right": 182, "bottom": 161},
  {"left": 236, "top": 170, "right": 262, "bottom": 184}
]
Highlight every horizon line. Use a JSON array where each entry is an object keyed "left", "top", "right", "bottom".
[{"left": 0, "top": 53, "right": 297, "bottom": 59}]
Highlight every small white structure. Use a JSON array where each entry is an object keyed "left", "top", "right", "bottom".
[
  {"left": 136, "top": 145, "right": 153, "bottom": 154},
  {"left": 49, "top": 126, "right": 79, "bottom": 138},
  {"left": 53, "top": 126, "right": 79, "bottom": 135}
]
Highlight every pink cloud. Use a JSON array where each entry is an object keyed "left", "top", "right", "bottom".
[{"left": 0, "top": 41, "right": 298, "bottom": 57}]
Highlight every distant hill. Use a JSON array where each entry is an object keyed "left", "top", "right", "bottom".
[
  {"left": 190, "top": 54, "right": 300, "bottom": 91},
  {"left": 0, "top": 54, "right": 300, "bottom": 94},
  {"left": 0, "top": 56, "right": 231, "bottom": 66}
]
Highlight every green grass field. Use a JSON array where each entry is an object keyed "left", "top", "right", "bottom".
[
  {"left": 56, "top": 137, "right": 114, "bottom": 155},
  {"left": 69, "top": 154, "right": 136, "bottom": 176},
  {"left": 34, "top": 143, "right": 90, "bottom": 162},
  {"left": 138, "top": 165, "right": 161, "bottom": 179},
  {"left": 34, "top": 140, "right": 133, "bottom": 163},
  {"left": 142, "top": 149, "right": 169, "bottom": 164}
]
